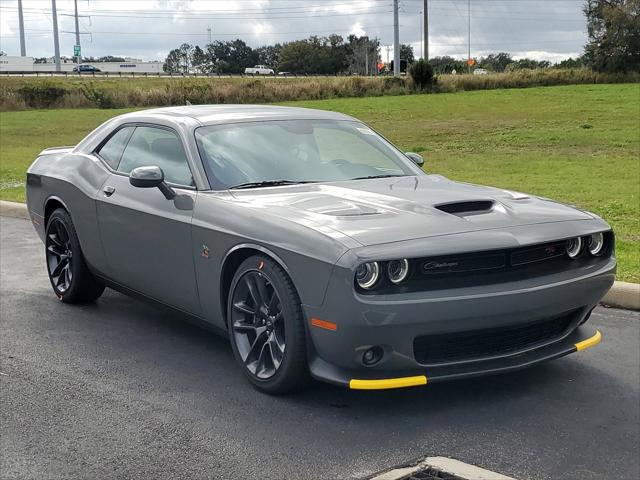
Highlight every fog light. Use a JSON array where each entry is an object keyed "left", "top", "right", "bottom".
[
  {"left": 356, "top": 262, "right": 380, "bottom": 289},
  {"left": 588, "top": 232, "right": 605, "bottom": 256},
  {"left": 565, "top": 237, "right": 582, "bottom": 258},
  {"left": 362, "top": 346, "right": 384, "bottom": 366}
]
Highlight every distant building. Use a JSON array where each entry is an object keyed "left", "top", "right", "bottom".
[
  {"left": 0, "top": 56, "right": 163, "bottom": 73},
  {"left": 0, "top": 56, "right": 35, "bottom": 72}
]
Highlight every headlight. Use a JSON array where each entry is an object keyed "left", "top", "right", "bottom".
[
  {"left": 387, "top": 259, "right": 410, "bottom": 284},
  {"left": 588, "top": 232, "right": 605, "bottom": 256},
  {"left": 565, "top": 237, "right": 582, "bottom": 258},
  {"left": 355, "top": 262, "right": 380, "bottom": 289}
]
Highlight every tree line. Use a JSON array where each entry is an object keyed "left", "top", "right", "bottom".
[
  {"left": 427, "top": 53, "right": 587, "bottom": 74},
  {"left": 163, "top": 35, "right": 393, "bottom": 75},
  {"left": 160, "top": 0, "right": 636, "bottom": 75},
  {"left": 163, "top": 39, "right": 585, "bottom": 76}
]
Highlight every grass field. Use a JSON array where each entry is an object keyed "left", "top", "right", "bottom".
[{"left": 1, "top": 84, "right": 638, "bottom": 281}]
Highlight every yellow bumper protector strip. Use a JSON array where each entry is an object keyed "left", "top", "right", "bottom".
[
  {"left": 575, "top": 330, "right": 602, "bottom": 352},
  {"left": 349, "top": 375, "right": 427, "bottom": 390}
]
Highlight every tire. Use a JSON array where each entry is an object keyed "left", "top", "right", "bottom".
[
  {"left": 227, "top": 255, "right": 309, "bottom": 394},
  {"left": 45, "top": 208, "right": 105, "bottom": 304}
]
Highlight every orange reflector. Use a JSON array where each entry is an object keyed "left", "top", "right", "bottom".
[{"left": 311, "top": 318, "right": 337, "bottom": 331}]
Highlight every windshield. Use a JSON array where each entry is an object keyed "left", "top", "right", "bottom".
[{"left": 194, "top": 120, "right": 421, "bottom": 189}]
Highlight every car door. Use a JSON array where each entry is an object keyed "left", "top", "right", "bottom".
[{"left": 95, "top": 124, "right": 201, "bottom": 315}]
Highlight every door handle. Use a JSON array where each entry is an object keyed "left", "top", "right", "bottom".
[{"left": 103, "top": 186, "right": 115, "bottom": 197}]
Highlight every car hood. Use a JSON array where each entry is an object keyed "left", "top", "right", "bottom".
[{"left": 227, "top": 175, "right": 594, "bottom": 247}]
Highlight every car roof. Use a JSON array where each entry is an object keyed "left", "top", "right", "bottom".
[{"left": 120, "top": 105, "right": 355, "bottom": 126}]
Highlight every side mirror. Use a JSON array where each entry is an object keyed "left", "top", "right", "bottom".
[
  {"left": 129, "top": 166, "right": 175, "bottom": 200},
  {"left": 405, "top": 152, "right": 424, "bottom": 167}
]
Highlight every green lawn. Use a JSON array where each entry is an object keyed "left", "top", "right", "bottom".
[{"left": 1, "top": 84, "right": 638, "bottom": 281}]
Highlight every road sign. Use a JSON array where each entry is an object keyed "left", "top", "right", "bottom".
[
  {"left": 74, "top": 45, "right": 81, "bottom": 57},
  {"left": 467, "top": 58, "right": 475, "bottom": 66}
]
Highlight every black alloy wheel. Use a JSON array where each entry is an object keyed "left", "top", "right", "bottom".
[
  {"left": 46, "top": 217, "right": 74, "bottom": 293},
  {"left": 231, "top": 271, "right": 286, "bottom": 379},
  {"left": 45, "top": 208, "right": 105, "bottom": 303},
  {"left": 227, "top": 255, "right": 308, "bottom": 394}
]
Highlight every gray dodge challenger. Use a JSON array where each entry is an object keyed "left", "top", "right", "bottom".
[{"left": 26, "top": 105, "right": 614, "bottom": 394}]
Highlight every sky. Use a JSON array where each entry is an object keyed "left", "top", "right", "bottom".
[{"left": 0, "top": 0, "right": 588, "bottom": 63}]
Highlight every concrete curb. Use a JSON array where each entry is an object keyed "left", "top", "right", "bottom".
[
  {"left": 602, "top": 281, "right": 640, "bottom": 312},
  {"left": 0, "top": 199, "right": 638, "bottom": 311},
  {"left": 0, "top": 200, "right": 29, "bottom": 220},
  {"left": 370, "top": 456, "right": 516, "bottom": 480}
]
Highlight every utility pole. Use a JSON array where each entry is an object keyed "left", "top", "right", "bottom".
[
  {"left": 74, "top": 0, "right": 81, "bottom": 68},
  {"left": 393, "top": 0, "right": 400, "bottom": 76},
  {"left": 207, "top": 26, "right": 212, "bottom": 44},
  {"left": 423, "top": 0, "right": 429, "bottom": 61},
  {"left": 18, "top": 0, "right": 26, "bottom": 56},
  {"left": 420, "top": 10, "right": 423, "bottom": 60},
  {"left": 51, "top": 0, "right": 61, "bottom": 71},
  {"left": 468, "top": 0, "right": 471, "bottom": 73},
  {"left": 365, "top": 47, "right": 369, "bottom": 76}
]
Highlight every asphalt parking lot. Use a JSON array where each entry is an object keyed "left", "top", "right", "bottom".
[{"left": 1, "top": 215, "right": 639, "bottom": 480}]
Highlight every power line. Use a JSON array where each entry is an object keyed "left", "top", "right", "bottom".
[
  {"left": 1, "top": 4, "right": 396, "bottom": 19},
  {"left": 37, "top": 10, "right": 396, "bottom": 21},
  {"left": 38, "top": 1, "right": 394, "bottom": 15},
  {"left": 15, "top": 25, "right": 399, "bottom": 38}
]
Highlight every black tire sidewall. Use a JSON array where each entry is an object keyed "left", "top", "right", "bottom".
[{"left": 227, "top": 255, "right": 307, "bottom": 394}]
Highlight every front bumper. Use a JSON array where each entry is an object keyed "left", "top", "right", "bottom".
[
  {"left": 303, "top": 255, "right": 615, "bottom": 389},
  {"left": 310, "top": 327, "right": 601, "bottom": 389}
]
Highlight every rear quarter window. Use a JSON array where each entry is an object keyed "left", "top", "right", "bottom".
[{"left": 97, "top": 126, "right": 135, "bottom": 169}]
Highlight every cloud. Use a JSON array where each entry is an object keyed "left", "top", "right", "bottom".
[
  {"left": 0, "top": 0, "right": 587, "bottom": 62},
  {"left": 351, "top": 22, "right": 366, "bottom": 38}
]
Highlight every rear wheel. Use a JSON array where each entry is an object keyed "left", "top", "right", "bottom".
[
  {"left": 227, "top": 255, "right": 308, "bottom": 394},
  {"left": 45, "top": 208, "right": 105, "bottom": 303}
]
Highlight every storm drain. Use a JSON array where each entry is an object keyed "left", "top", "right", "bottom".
[
  {"left": 399, "top": 466, "right": 463, "bottom": 480},
  {"left": 369, "top": 456, "right": 516, "bottom": 480}
]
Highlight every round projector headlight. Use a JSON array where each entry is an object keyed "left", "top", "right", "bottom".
[
  {"left": 565, "top": 237, "right": 583, "bottom": 258},
  {"left": 387, "top": 259, "right": 410, "bottom": 284},
  {"left": 356, "top": 262, "right": 380, "bottom": 289},
  {"left": 588, "top": 232, "right": 605, "bottom": 256}
]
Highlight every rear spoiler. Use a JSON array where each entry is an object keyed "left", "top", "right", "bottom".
[{"left": 38, "top": 146, "right": 75, "bottom": 156}]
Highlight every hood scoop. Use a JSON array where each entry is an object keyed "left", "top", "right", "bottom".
[{"left": 435, "top": 200, "right": 495, "bottom": 216}]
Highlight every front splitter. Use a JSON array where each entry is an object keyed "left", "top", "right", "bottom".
[{"left": 309, "top": 327, "right": 602, "bottom": 390}]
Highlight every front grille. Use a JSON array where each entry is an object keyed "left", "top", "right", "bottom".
[
  {"left": 357, "top": 232, "right": 613, "bottom": 295},
  {"left": 413, "top": 310, "right": 578, "bottom": 365}
]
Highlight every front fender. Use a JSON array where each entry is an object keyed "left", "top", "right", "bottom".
[{"left": 192, "top": 192, "right": 350, "bottom": 329}]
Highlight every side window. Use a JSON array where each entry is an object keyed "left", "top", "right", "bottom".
[
  {"left": 118, "top": 126, "right": 194, "bottom": 186},
  {"left": 97, "top": 126, "right": 134, "bottom": 169}
]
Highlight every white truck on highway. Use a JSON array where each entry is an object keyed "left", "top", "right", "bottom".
[{"left": 244, "top": 65, "right": 274, "bottom": 75}]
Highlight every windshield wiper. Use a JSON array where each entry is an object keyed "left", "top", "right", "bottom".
[
  {"left": 229, "top": 180, "right": 317, "bottom": 190},
  {"left": 351, "top": 174, "right": 407, "bottom": 180}
]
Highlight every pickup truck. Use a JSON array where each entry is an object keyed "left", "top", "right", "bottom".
[{"left": 244, "top": 65, "right": 274, "bottom": 75}]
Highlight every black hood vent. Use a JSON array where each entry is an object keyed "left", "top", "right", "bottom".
[{"left": 435, "top": 200, "right": 494, "bottom": 215}]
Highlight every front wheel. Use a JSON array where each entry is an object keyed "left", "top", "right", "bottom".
[
  {"left": 227, "top": 255, "right": 308, "bottom": 394},
  {"left": 45, "top": 208, "right": 105, "bottom": 303}
]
